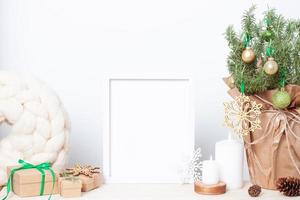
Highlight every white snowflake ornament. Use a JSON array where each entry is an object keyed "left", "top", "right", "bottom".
[{"left": 188, "top": 147, "right": 202, "bottom": 183}]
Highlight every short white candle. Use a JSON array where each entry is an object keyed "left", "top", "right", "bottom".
[
  {"left": 215, "top": 133, "right": 244, "bottom": 189},
  {"left": 202, "top": 155, "right": 219, "bottom": 185}
]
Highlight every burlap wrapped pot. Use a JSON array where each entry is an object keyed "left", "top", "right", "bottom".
[{"left": 225, "top": 79, "right": 300, "bottom": 189}]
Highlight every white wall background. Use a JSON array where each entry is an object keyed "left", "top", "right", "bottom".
[{"left": 0, "top": 0, "right": 299, "bottom": 167}]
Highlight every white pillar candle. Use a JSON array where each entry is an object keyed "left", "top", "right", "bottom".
[
  {"left": 215, "top": 133, "right": 244, "bottom": 189},
  {"left": 202, "top": 155, "right": 219, "bottom": 185}
]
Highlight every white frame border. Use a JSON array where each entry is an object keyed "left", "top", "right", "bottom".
[{"left": 103, "top": 74, "right": 195, "bottom": 183}]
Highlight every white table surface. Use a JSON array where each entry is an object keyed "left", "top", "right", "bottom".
[{"left": 0, "top": 183, "right": 297, "bottom": 200}]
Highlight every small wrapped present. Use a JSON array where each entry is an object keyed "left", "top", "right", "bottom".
[
  {"left": 4, "top": 160, "right": 58, "bottom": 199},
  {"left": 58, "top": 176, "right": 82, "bottom": 198},
  {"left": 65, "top": 165, "right": 103, "bottom": 192},
  {"left": 79, "top": 173, "right": 103, "bottom": 192}
]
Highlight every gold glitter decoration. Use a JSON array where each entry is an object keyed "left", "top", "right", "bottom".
[
  {"left": 224, "top": 94, "right": 262, "bottom": 137},
  {"left": 66, "top": 165, "right": 101, "bottom": 178}
]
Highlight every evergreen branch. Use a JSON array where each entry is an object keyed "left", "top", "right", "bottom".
[
  {"left": 225, "top": 26, "right": 240, "bottom": 49},
  {"left": 225, "top": 6, "right": 300, "bottom": 94},
  {"left": 242, "top": 5, "right": 256, "bottom": 34}
]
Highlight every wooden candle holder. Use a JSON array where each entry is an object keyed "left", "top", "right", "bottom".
[{"left": 194, "top": 182, "right": 226, "bottom": 195}]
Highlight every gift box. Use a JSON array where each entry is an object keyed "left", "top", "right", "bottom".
[
  {"left": 79, "top": 173, "right": 103, "bottom": 192},
  {"left": 226, "top": 80, "right": 300, "bottom": 189},
  {"left": 7, "top": 165, "right": 58, "bottom": 197},
  {"left": 59, "top": 177, "right": 82, "bottom": 198},
  {"left": 65, "top": 165, "right": 103, "bottom": 192}
]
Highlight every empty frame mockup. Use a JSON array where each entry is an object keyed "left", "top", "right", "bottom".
[{"left": 103, "top": 76, "right": 194, "bottom": 183}]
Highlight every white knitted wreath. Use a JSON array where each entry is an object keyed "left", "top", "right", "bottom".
[{"left": 0, "top": 71, "right": 69, "bottom": 186}]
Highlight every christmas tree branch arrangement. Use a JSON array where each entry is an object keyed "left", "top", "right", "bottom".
[
  {"left": 225, "top": 5, "right": 300, "bottom": 95},
  {"left": 224, "top": 6, "right": 300, "bottom": 192}
]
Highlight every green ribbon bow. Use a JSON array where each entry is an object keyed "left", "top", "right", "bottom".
[
  {"left": 279, "top": 66, "right": 287, "bottom": 88},
  {"left": 1, "top": 160, "right": 56, "bottom": 200},
  {"left": 265, "top": 17, "right": 272, "bottom": 27},
  {"left": 266, "top": 46, "right": 275, "bottom": 57},
  {"left": 240, "top": 80, "right": 245, "bottom": 94},
  {"left": 243, "top": 33, "right": 252, "bottom": 48}
]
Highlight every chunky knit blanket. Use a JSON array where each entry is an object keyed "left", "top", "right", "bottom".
[{"left": 0, "top": 71, "right": 69, "bottom": 186}]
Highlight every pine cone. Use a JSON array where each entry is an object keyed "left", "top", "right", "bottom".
[
  {"left": 276, "top": 177, "right": 300, "bottom": 196},
  {"left": 248, "top": 185, "right": 261, "bottom": 197}
]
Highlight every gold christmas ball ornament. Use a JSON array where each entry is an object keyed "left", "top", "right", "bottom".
[
  {"left": 263, "top": 57, "right": 278, "bottom": 75},
  {"left": 242, "top": 47, "right": 256, "bottom": 64}
]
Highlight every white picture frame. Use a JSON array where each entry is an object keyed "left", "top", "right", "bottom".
[{"left": 103, "top": 75, "right": 195, "bottom": 183}]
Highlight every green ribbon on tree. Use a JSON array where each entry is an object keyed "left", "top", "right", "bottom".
[
  {"left": 1, "top": 160, "right": 56, "bottom": 200},
  {"left": 265, "top": 17, "right": 272, "bottom": 27},
  {"left": 243, "top": 33, "right": 252, "bottom": 48},
  {"left": 266, "top": 45, "right": 275, "bottom": 57},
  {"left": 279, "top": 66, "right": 287, "bottom": 88},
  {"left": 240, "top": 80, "right": 245, "bottom": 94}
]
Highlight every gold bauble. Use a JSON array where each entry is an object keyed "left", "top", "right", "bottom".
[
  {"left": 263, "top": 57, "right": 278, "bottom": 75},
  {"left": 242, "top": 47, "right": 256, "bottom": 64}
]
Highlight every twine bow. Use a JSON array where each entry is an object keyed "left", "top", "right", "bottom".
[
  {"left": 244, "top": 95, "right": 300, "bottom": 182},
  {"left": 1, "top": 160, "right": 56, "bottom": 200}
]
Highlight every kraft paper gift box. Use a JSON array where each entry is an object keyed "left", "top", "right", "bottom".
[
  {"left": 225, "top": 78, "right": 300, "bottom": 189},
  {"left": 7, "top": 166, "right": 58, "bottom": 197},
  {"left": 79, "top": 173, "right": 103, "bottom": 192},
  {"left": 58, "top": 177, "right": 82, "bottom": 198}
]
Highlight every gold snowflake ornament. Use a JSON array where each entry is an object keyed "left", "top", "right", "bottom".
[
  {"left": 66, "top": 165, "right": 102, "bottom": 178},
  {"left": 224, "top": 94, "right": 262, "bottom": 137}
]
